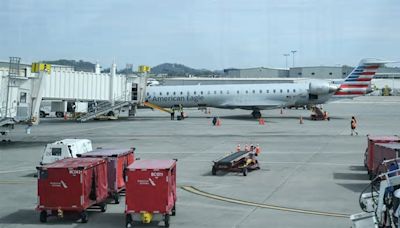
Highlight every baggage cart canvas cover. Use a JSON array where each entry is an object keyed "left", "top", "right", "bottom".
[{"left": 37, "top": 158, "right": 108, "bottom": 210}]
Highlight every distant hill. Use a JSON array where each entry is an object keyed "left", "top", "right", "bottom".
[
  {"left": 43, "top": 59, "right": 95, "bottom": 72},
  {"left": 151, "top": 63, "right": 215, "bottom": 76}
]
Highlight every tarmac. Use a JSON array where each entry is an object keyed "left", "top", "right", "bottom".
[{"left": 0, "top": 95, "right": 400, "bottom": 228}]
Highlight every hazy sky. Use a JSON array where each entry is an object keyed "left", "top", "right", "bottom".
[{"left": 0, "top": 0, "right": 399, "bottom": 70}]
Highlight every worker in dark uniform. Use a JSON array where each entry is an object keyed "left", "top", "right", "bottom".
[{"left": 170, "top": 111, "right": 175, "bottom": 120}]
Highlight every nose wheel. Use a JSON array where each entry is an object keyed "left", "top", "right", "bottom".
[{"left": 251, "top": 110, "right": 261, "bottom": 119}]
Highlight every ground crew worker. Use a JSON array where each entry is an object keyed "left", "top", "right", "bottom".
[
  {"left": 244, "top": 144, "right": 250, "bottom": 152},
  {"left": 255, "top": 144, "right": 261, "bottom": 156},
  {"left": 236, "top": 144, "right": 241, "bottom": 152},
  {"left": 250, "top": 144, "right": 254, "bottom": 151},
  {"left": 351, "top": 116, "right": 358, "bottom": 136},
  {"left": 212, "top": 117, "right": 217, "bottom": 126},
  {"left": 171, "top": 111, "right": 175, "bottom": 120}
]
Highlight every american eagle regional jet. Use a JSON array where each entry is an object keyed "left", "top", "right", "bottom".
[{"left": 145, "top": 59, "right": 388, "bottom": 118}]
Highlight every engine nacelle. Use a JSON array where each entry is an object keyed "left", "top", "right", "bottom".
[{"left": 309, "top": 81, "right": 338, "bottom": 95}]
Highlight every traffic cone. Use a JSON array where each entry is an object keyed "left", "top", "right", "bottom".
[
  {"left": 216, "top": 118, "right": 221, "bottom": 126},
  {"left": 299, "top": 116, "right": 304, "bottom": 124},
  {"left": 259, "top": 118, "right": 265, "bottom": 125}
]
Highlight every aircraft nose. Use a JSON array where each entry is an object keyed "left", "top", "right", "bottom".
[{"left": 328, "top": 84, "right": 340, "bottom": 93}]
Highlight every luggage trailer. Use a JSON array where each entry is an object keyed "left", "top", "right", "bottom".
[
  {"left": 36, "top": 158, "right": 109, "bottom": 223},
  {"left": 125, "top": 159, "right": 177, "bottom": 228},
  {"left": 78, "top": 148, "right": 135, "bottom": 204},
  {"left": 212, "top": 151, "right": 260, "bottom": 176}
]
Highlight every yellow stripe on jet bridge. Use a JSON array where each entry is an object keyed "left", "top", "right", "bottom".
[{"left": 181, "top": 186, "right": 350, "bottom": 218}]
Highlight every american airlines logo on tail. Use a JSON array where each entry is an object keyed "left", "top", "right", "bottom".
[{"left": 334, "top": 59, "right": 391, "bottom": 98}]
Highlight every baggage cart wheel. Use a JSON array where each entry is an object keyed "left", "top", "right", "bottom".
[
  {"left": 100, "top": 203, "right": 107, "bottom": 212},
  {"left": 80, "top": 211, "right": 88, "bottom": 223},
  {"left": 164, "top": 214, "right": 170, "bottom": 227},
  {"left": 39, "top": 210, "right": 47, "bottom": 223},
  {"left": 126, "top": 214, "right": 132, "bottom": 228},
  {"left": 172, "top": 204, "right": 176, "bottom": 216},
  {"left": 114, "top": 193, "right": 120, "bottom": 204},
  {"left": 212, "top": 166, "right": 217, "bottom": 176},
  {"left": 242, "top": 168, "right": 248, "bottom": 176}
]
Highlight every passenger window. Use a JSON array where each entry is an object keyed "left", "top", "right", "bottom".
[
  {"left": 51, "top": 148, "right": 62, "bottom": 156},
  {"left": 273, "top": 89, "right": 276, "bottom": 93},
  {"left": 180, "top": 91, "right": 183, "bottom": 95},
  {"left": 287, "top": 89, "right": 289, "bottom": 93},
  {"left": 220, "top": 90, "right": 223, "bottom": 94},
  {"left": 259, "top": 90, "right": 262, "bottom": 94},
  {"left": 252, "top": 90, "right": 255, "bottom": 94},
  {"left": 280, "top": 89, "right": 283, "bottom": 93},
  {"left": 166, "top": 92, "right": 169, "bottom": 95},
  {"left": 201, "top": 91, "right": 203, "bottom": 95},
  {"left": 214, "top": 91, "right": 217, "bottom": 94},
  {"left": 245, "top": 90, "right": 248, "bottom": 94},
  {"left": 173, "top": 92, "right": 176, "bottom": 95},
  {"left": 194, "top": 91, "right": 196, "bottom": 95},
  {"left": 293, "top": 89, "right": 296, "bottom": 93},
  {"left": 160, "top": 92, "right": 162, "bottom": 96},
  {"left": 267, "top": 90, "right": 269, "bottom": 93},
  {"left": 237, "top": 90, "right": 240, "bottom": 94}
]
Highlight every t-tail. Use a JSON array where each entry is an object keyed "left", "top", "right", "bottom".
[{"left": 333, "top": 58, "right": 390, "bottom": 98}]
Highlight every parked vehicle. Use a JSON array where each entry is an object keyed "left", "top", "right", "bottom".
[{"left": 40, "top": 139, "right": 93, "bottom": 165}]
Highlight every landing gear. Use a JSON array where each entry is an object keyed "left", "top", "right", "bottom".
[{"left": 251, "top": 110, "right": 261, "bottom": 119}]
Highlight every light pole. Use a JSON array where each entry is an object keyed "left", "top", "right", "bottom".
[
  {"left": 291, "top": 50, "right": 297, "bottom": 67},
  {"left": 283, "top": 54, "right": 290, "bottom": 69}
]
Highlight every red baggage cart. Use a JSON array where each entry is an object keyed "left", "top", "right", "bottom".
[
  {"left": 78, "top": 148, "right": 135, "bottom": 203},
  {"left": 372, "top": 143, "right": 400, "bottom": 177},
  {"left": 364, "top": 135, "right": 400, "bottom": 178},
  {"left": 36, "top": 158, "right": 108, "bottom": 223},
  {"left": 125, "top": 159, "right": 177, "bottom": 228}
]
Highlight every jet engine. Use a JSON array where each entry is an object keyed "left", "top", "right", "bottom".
[{"left": 309, "top": 81, "right": 339, "bottom": 95}]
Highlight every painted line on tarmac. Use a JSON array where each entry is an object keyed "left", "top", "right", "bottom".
[
  {"left": 0, "top": 167, "right": 34, "bottom": 174},
  {"left": 181, "top": 186, "right": 349, "bottom": 218},
  {"left": 0, "top": 180, "right": 35, "bottom": 184}
]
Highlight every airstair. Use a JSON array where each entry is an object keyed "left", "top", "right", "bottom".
[{"left": 143, "top": 101, "right": 173, "bottom": 114}]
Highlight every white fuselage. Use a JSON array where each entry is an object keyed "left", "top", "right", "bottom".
[{"left": 145, "top": 83, "right": 332, "bottom": 110}]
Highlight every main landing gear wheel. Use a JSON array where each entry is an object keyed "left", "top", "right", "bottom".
[{"left": 251, "top": 111, "right": 261, "bottom": 119}]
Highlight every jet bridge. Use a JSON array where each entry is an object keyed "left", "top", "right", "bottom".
[{"left": 0, "top": 58, "right": 147, "bottom": 138}]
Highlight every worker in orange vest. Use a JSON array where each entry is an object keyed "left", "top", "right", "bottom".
[
  {"left": 255, "top": 144, "right": 261, "bottom": 156},
  {"left": 236, "top": 144, "right": 241, "bottom": 152}
]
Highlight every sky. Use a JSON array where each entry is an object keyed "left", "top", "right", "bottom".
[{"left": 0, "top": 0, "right": 399, "bottom": 70}]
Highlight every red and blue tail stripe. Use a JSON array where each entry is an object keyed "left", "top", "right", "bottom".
[{"left": 334, "top": 61, "right": 380, "bottom": 98}]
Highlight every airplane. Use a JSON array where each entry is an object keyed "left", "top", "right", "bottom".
[{"left": 144, "top": 59, "right": 389, "bottom": 118}]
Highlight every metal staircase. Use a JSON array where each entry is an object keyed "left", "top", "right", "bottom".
[{"left": 76, "top": 91, "right": 133, "bottom": 122}]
